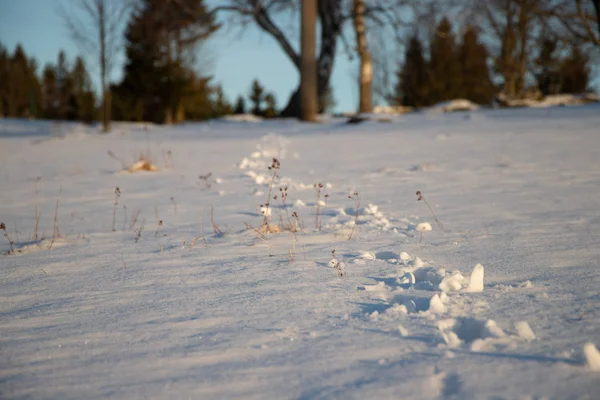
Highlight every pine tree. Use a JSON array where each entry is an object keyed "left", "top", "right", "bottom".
[
  {"left": 233, "top": 95, "right": 246, "bottom": 114},
  {"left": 113, "top": 0, "right": 218, "bottom": 123},
  {"left": 249, "top": 79, "right": 265, "bottom": 116},
  {"left": 56, "top": 50, "right": 72, "bottom": 119},
  {"left": 559, "top": 44, "right": 589, "bottom": 93},
  {"left": 394, "top": 35, "right": 429, "bottom": 108},
  {"left": 5, "top": 45, "right": 42, "bottom": 118},
  {"left": 71, "top": 56, "right": 96, "bottom": 123},
  {"left": 535, "top": 37, "right": 561, "bottom": 96},
  {"left": 264, "top": 92, "right": 277, "bottom": 118},
  {"left": 213, "top": 85, "right": 232, "bottom": 116},
  {"left": 42, "top": 64, "right": 59, "bottom": 119},
  {"left": 458, "top": 26, "right": 496, "bottom": 104},
  {"left": 429, "top": 17, "right": 460, "bottom": 103},
  {"left": 0, "top": 43, "right": 7, "bottom": 116}
]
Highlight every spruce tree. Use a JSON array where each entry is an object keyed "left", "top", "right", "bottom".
[
  {"left": 429, "top": 17, "right": 460, "bottom": 103},
  {"left": 71, "top": 57, "right": 96, "bottom": 123},
  {"left": 458, "top": 26, "right": 496, "bottom": 104},
  {"left": 213, "top": 85, "right": 232, "bottom": 116},
  {"left": 394, "top": 35, "right": 429, "bottom": 108},
  {"left": 264, "top": 92, "right": 277, "bottom": 118},
  {"left": 42, "top": 64, "right": 59, "bottom": 119},
  {"left": 233, "top": 95, "right": 246, "bottom": 114},
  {"left": 114, "top": 0, "right": 218, "bottom": 123},
  {"left": 249, "top": 79, "right": 265, "bottom": 116}
]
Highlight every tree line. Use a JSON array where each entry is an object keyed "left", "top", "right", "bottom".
[
  {"left": 394, "top": 17, "right": 590, "bottom": 108},
  {"left": 1, "top": 0, "right": 599, "bottom": 128}
]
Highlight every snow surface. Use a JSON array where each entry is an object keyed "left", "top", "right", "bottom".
[{"left": 2, "top": 105, "right": 600, "bottom": 399}]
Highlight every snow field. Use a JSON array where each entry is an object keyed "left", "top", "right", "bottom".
[{"left": 1, "top": 106, "right": 600, "bottom": 398}]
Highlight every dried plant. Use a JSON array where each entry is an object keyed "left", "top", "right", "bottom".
[
  {"left": 416, "top": 190, "right": 443, "bottom": 230},
  {"left": 154, "top": 220, "right": 163, "bottom": 237},
  {"left": 122, "top": 205, "right": 127, "bottom": 231},
  {"left": 198, "top": 173, "right": 213, "bottom": 190},
  {"left": 1, "top": 222, "right": 15, "bottom": 255},
  {"left": 190, "top": 211, "right": 209, "bottom": 249},
  {"left": 48, "top": 187, "right": 62, "bottom": 250},
  {"left": 210, "top": 205, "right": 223, "bottom": 236},
  {"left": 314, "top": 183, "right": 324, "bottom": 231},
  {"left": 259, "top": 158, "right": 281, "bottom": 232},
  {"left": 348, "top": 191, "right": 361, "bottom": 240},
  {"left": 330, "top": 249, "right": 345, "bottom": 277},
  {"left": 112, "top": 186, "right": 121, "bottom": 231},
  {"left": 34, "top": 177, "right": 41, "bottom": 241},
  {"left": 170, "top": 196, "right": 177, "bottom": 213},
  {"left": 129, "top": 209, "right": 141, "bottom": 230},
  {"left": 163, "top": 150, "right": 173, "bottom": 169},
  {"left": 134, "top": 220, "right": 145, "bottom": 243}
]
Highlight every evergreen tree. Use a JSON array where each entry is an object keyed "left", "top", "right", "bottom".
[
  {"left": 535, "top": 37, "right": 561, "bottom": 96},
  {"left": 249, "top": 79, "right": 265, "bottom": 116},
  {"left": 71, "top": 57, "right": 96, "bottom": 123},
  {"left": 428, "top": 17, "right": 460, "bottom": 103},
  {"left": 5, "top": 45, "right": 42, "bottom": 118},
  {"left": 458, "top": 26, "right": 496, "bottom": 104},
  {"left": 56, "top": 50, "right": 73, "bottom": 119},
  {"left": 263, "top": 92, "right": 277, "bottom": 118},
  {"left": 113, "top": 0, "right": 218, "bottom": 123},
  {"left": 394, "top": 35, "right": 430, "bottom": 108},
  {"left": 559, "top": 44, "right": 589, "bottom": 93},
  {"left": 233, "top": 95, "right": 246, "bottom": 114},
  {"left": 213, "top": 85, "right": 232, "bottom": 116},
  {"left": 42, "top": 64, "right": 59, "bottom": 119}
]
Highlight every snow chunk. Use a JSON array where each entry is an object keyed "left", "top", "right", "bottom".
[
  {"left": 515, "top": 321, "right": 536, "bottom": 341},
  {"left": 439, "top": 274, "right": 463, "bottom": 292},
  {"left": 465, "top": 264, "right": 485, "bottom": 292},
  {"left": 399, "top": 251, "right": 411, "bottom": 265},
  {"left": 584, "top": 343, "right": 600, "bottom": 371},
  {"left": 429, "top": 294, "right": 447, "bottom": 314}
]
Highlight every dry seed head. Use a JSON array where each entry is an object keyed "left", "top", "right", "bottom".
[
  {"left": 0, "top": 222, "right": 5, "bottom": 230},
  {"left": 416, "top": 191, "right": 423, "bottom": 201}
]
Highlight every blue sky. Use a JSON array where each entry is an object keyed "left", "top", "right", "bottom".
[{"left": 0, "top": 0, "right": 361, "bottom": 113}]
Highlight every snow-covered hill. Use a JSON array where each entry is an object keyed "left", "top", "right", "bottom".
[{"left": 1, "top": 105, "right": 600, "bottom": 399}]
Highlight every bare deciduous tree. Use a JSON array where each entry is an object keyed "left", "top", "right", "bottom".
[
  {"left": 210, "top": 0, "right": 343, "bottom": 117},
  {"left": 60, "top": 0, "right": 131, "bottom": 132}
]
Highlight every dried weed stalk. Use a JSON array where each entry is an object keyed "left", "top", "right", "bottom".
[
  {"left": 112, "top": 187, "right": 121, "bottom": 231},
  {"left": 48, "top": 187, "right": 62, "bottom": 250},
  {"left": 34, "top": 177, "right": 41, "bottom": 241},
  {"left": 348, "top": 191, "right": 360, "bottom": 240},
  {"left": 416, "top": 190, "right": 443, "bottom": 230},
  {"left": 1, "top": 222, "right": 15, "bottom": 255},
  {"left": 314, "top": 183, "right": 324, "bottom": 231}
]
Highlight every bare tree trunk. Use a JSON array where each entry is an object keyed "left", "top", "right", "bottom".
[
  {"left": 353, "top": 0, "right": 372, "bottom": 113},
  {"left": 595, "top": 0, "right": 600, "bottom": 39},
  {"left": 516, "top": 2, "right": 529, "bottom": 96},
  {"left": 301, "top": 0, "right": 318, "bottom": 121},
  {"left": 98, "top": 0, "right": 110, "bottom": 132}
]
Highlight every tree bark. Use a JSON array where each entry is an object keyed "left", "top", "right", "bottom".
[
  {"left": 300, "top": 0, "right": 318, "bottom": 121},
  {"left": 353, "top": 0, "right": 372, "bottom": 113},
  {"left": 280, "top": 0, "right": 342, "bottom": 117}
]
